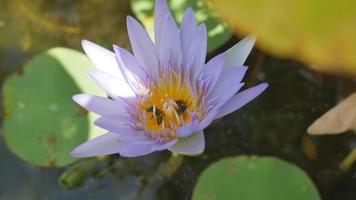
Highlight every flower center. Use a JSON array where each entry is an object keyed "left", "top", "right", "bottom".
[{"left": 138, "top": 76, "right": 197, "bottom": 141}]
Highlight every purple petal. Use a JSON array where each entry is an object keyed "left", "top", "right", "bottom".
[
  {"left": 208, "top": 67, "right": 247, "bottom": 107},
  {"left": 127, "top": 16, "right": 159, "bottom": 79},
  {"left": 215, "top": 83, "right": 244, "bottom": 109},
  {"left": 156, "top": 14, "right": 182, "bottom": 72},
  {"left": 180, "top": 7, "right": 197, "bottom": 64},
  {"left": 119, "top": 141, "right": 154, "bottom": 157},
  {"left": 197, "top": 109, "right": 218, "bottom": 131},
  {"left": 169, "top": 131, "right": 205, "bottom": 156},
  {"left": 151, "top": 140, "right": 177, "bottom": 151},
  {"left": 81, "top": 40, "right": 124, "bottom": 80},
  {"left": 154, "top": 0, "right": 171, "bottom": 45},
  {"left": 94, "top": 115, "right": 134, "bottom": 133},
  {"left": 215, "top": 83, "right": 268, "bottom": 119},
  {"left": 176, "top": 116, "right": 199, "bottom": 137},
  {"left": 89, "top": 70, "right": 135, "bottom": 99},
  {"left": 72, "top": 94, "right": 126, "bottom": 116},
  {"left": 224, "top": 35, "right": 256, "bottom": 68},
  {"left": 119, "top": 140, "right": 176, "bottom": 157},
  {"left": 119, "top": 131, "right": 149, "bottom": 142},
  {"left": 217, "top": 66, "right": 248, "bottom": 88},
  {"left": 186, "top": 24, "right": 207, "bottom": 75},
  {"left": 70, "top": 132, "right": 122, "bottom": 158},
  {"left": 113, "top": 45, "right": 148, "bottom": 85},
  {"left": 201, "top": 53, "right": 226, "bottom": 94}
]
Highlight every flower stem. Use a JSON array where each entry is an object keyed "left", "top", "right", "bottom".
[
  {"left": 340, "top": 148, "right": 356, "bottom": 171},
  {"left": 162, "top": 153, "right": 184, "bottom": 178}
]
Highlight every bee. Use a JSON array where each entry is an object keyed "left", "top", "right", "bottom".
[
  {"left": 155, "top": 110, "right": 163, "bottom": 125},
  {"left": 146, "top": 106, "right": 154, "bottom": 112},
  {"left": 175, "top": 100, "right": 187, "bottom": 115},
  {"left": 146, "top": 106, "right": 163, "bottom": 125}
]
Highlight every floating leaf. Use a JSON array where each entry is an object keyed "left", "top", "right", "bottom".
[
  {"left": 193, "top": 156, "right": 320, "bottom": 200},
  {"left": 210, "top": 0, "right": 356, "bottom": 75},
  {"left": 46, "top": 48, "right": 105, "bottom": 139},
  {"left": 308, "top": 92, "right": 356, "bottom": 135},
  {"left": 3, "top": 47, "right": 103, "bottom": 167},
  {"left": 131, "top": 0, "right": 232, "bottom": 53}
]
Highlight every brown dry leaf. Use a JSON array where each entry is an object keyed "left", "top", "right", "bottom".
[{"left": 308, "top": 93, "right": 356, "bottom": 135}]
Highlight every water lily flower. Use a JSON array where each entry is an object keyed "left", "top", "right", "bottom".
[{"left": 71, "top": 0, "right": 268, "bottom": 158}]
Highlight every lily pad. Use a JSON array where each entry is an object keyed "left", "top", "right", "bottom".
[
  {"left": 3, "top": 47, "right": 104, "bottom": 167},
  {"left": 46, "top": 48, "right": 105, "bottom": 139},
  {"left": 131, "top": 0, "right": 232, "bottom": 53},
  {"left": 211, "top": 0, "right": 356, "bottom": 75},
  {"left": 193, "top": 156, "right": 320, "bottom": 200}
]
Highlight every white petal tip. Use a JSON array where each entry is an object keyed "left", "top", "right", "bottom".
[
  {"left": 112, "top": 45, "right": 124, "bottom": 55},
  {"left": 237, "top": 35, "right": 257, "bottom": 53},
  {"left": 224, "top": 35, "right": 257, "bottom": 68},
  {"left": 244, "top": 35, "right": 257, "bottom": 44},
  {"left": 81, "top": 39, "right": 89, "bottom": 45},
  {"left": 72, "top": 94, "right": 90, "bottom": 105},
  {"left": 81, "top": 39, "right": 94, "bottom": 50}
]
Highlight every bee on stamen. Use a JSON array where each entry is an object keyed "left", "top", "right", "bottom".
[
  {"left": 175, "top": 100, "right": 187, "bottom": 115},
  {"left": 146, "top": 106, "right": 154, "bottom": 112},
  {"left": 146, "top": 106, "right": 163, "bottom": 125},
  {"left": 156, "top": 111, "right": 163, "bottom": 125}
]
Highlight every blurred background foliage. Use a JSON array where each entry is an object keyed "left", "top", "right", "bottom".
[
  {"left": 211, "top": 0, "right": 356, "bottom": 76},
  {"left": 0, "top": 0, "right": 355, "bottom": 199},
  {"left": 0, "top": 0, "right": 131, "bottom": 52},
  {"left": 131, "top": 0, "right": 233, "bottom": 53}
]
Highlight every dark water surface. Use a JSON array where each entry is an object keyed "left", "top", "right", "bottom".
[{"left": 1, "top": 0, "right": 356, "bottom": 199}]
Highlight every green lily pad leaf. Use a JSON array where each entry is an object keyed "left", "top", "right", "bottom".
[
  {"left": 211, "top": 0, "right": 356, "bottom": 75},
  {"left": 131, "top": 0, "right": 232, "bottom": 53},
  {"left": 3, "top": 47, "right": 104, "bottom": 167},
  {"left": 46, "top": 48, "right": 105, "bottom": 140},
  {"left": 193, "top": 156, "right": 321, "bottom": 200}
]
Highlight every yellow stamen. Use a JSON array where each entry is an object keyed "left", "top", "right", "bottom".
[{"left": 139, "top": 75, "right": 198, "bottom": 141}]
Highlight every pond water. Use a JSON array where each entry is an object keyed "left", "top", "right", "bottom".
[{"left": 0, "top": 0, "right": 355, "bottom": 199}]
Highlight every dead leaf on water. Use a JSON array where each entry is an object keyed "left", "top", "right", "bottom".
[{"left": 307, "top": 92, "right": 356, "bottom": 135}]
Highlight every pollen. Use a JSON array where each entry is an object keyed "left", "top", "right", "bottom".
[{"left": 139, "top": 74, "right": 197, "bottom": 141}]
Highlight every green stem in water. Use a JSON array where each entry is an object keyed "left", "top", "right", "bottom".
[
  {"left": 162, "top": 153, "right": 184, "bottom": 178},
  {"left": 58, "top": 158, "right": 98, "bottom": 189}
]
